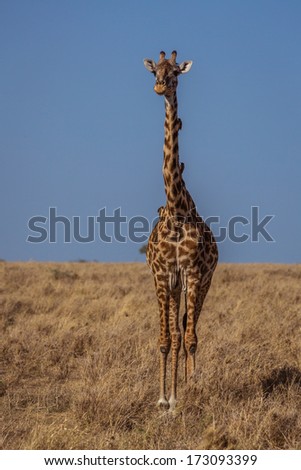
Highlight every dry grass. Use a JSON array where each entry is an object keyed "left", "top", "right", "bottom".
[{"left": 0, "top": 261, "right": 301, "bottom": 450}]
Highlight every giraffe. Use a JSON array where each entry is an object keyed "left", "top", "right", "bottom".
[{"left": 143, "top": 51, "right": 218, "bottom": 411}]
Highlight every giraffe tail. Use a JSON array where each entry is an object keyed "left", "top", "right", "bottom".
[
  {"left": 181, "top": 269, "right": 188, "bottom": 333},
  {"left": 182, "top": 309, "right": 187, "bottom": 332}
]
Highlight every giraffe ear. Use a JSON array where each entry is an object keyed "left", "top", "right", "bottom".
[
  {"left": 178, "top": 60, "right": 193, "bottom": 74},
  {"left": 143, "top": 58, "right": 156, "bottom": 74}
]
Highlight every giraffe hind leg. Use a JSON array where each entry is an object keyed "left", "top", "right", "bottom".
[
  {"left": 184, "top": 280, "right": 212, "bottom": 381},
  {"left": 168, "top": 285, "right": 181, "bottom": 411},
  {"left": 182, "top": 294, "right": 188, "bottom": 382},
  {"left": 183, "top": 279, "right": 200, "bottom": 381}
]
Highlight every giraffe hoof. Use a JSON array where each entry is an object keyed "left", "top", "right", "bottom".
[
  {"left": 168, "top": 397, "right": 177, "bottom": 412},
  {"left": 157, "top": 398, "right": 169, "bottom": 410}
]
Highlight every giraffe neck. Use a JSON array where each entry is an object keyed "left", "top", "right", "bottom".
[{"left": 163, "top": 93, "right": 187, "bottom": 215}]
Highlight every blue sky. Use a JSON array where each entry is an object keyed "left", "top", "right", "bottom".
[{"left": 1, "top": 0, "right": 300, "bottom": 262}]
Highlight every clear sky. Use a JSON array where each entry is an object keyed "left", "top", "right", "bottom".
[{"left": 1, "top": 0, "right": 300, "bottom": 263}]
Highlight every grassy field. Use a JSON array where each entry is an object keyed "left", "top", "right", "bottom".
[{"left": 0, "top": 261, "right": 301, "bottom": 450}]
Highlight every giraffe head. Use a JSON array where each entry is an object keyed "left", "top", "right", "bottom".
[{"left": 143, "top": 51, "right": 192, "bottom": 96}]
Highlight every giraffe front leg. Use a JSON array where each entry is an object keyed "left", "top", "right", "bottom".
[
  {"left": 158, "top": 354, "right": 169, "bottom": 409},
  {"left": 156, "top": 279, "right": 170, "bottom": 409},
  {"left": 168, "top": 286, "right": 181, "bottom": 411}
]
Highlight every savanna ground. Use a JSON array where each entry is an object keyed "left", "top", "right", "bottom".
[{"left": 0, "top": 261, "right": 301, "bottom": 450}]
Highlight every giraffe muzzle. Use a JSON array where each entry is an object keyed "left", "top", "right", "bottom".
[{"left": 154, "top": 83, "right": 166, "bottom": 95}]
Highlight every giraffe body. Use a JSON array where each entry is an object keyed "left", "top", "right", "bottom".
[{"left": 143, "top": 51, "right": 218, "bottom": 410}]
